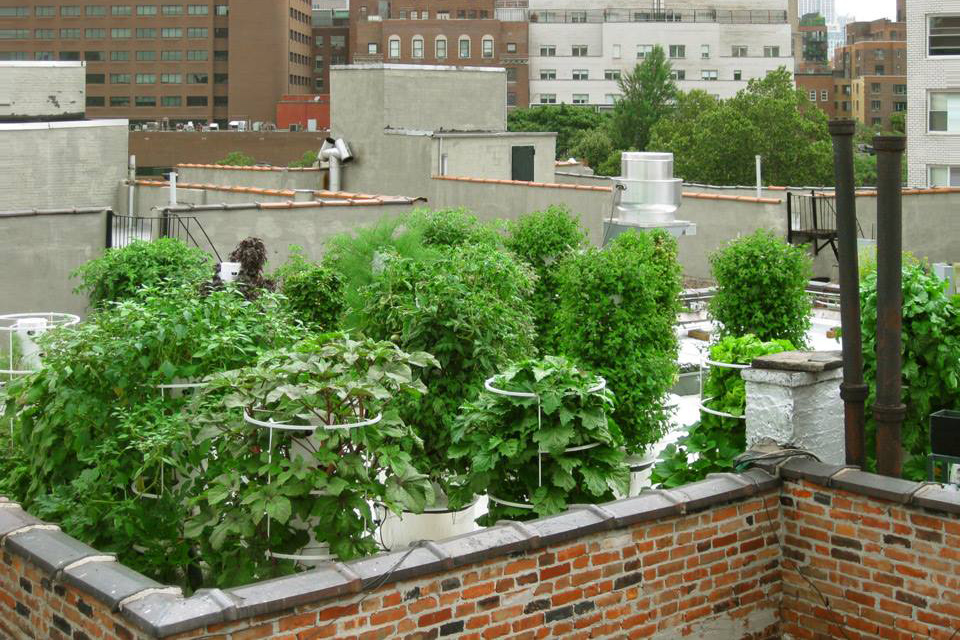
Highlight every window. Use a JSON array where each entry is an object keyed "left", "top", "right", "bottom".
[
  {"left": 112, "top": 5, "right": 132, "bottom": 16},
  {"left": 875, "top": 65, "right": 885, "bottom": 75},
  {"left": 570, "top": 10, "right": 587, "bottom": 22},
  {"left": 162, "top": 27, "right": 182, "bottom": 38},
  {"left": 314, "top": 55, "right": 323, "bottom": 70},
  {"left": 669, "top": 45, "right": 685, "bottom": 59},
  {"left": 540, "top": 94, "right": 556, "bottom": 104},
  {"left": 874, "top": 48, "right": 885, "bottom": 60},
  {"left": 572, "top": 45, "right": 587, "bottom": 57},
  {"left": 162, "top": 5, "right": 183, "bottom": 15},
  {"left": 331, "top": 35, "right": 345, "bottom": 49},
  {"left": 214, "top": 50, "right": 227, "bottom": 60},
  {"left": 215, "top": 4, "right": 227, "bottom": 15},
  {"left": 112, "top": 28, "right": 132, "bottom": 38},
  {"left": 85, "top": 28, "right": 106, "bottom": 38},
  {"left": 86, "top": 5, "right": 107, "bottom": 16},
  {"left": 701, "top": 44, "right": 710, "bottom": 59},
  {"left": 59, "top": 51, "right": 81, "bottom": 60},
  {"left": 214, "top": 96, "right": 227, "bottom": 106},
  {"left": 161, "top": 73, "right": 181, "bottom": 83},
  {"left": 0, "top": 52, "right": 28, "bottom": 60},
  {"left": 612, "top": 44, "right": 621, "bottom": 59},
  {"left": 34, "top": 52, "right": 54, "bottom": 60},
  {"left": 412, "top": 36, "right": 423, "bottom": 59},
  {"left": 821, "top": 90, "right": 828, "bottom": 101},
  {"left": 161, "top": 95, "right": 182, "bottom": 106},
  {"left": 85, "top": 51, "right": 104, "bottom": 60},
  {"left": 459, "top": 36, "right": 470, "bottom": 59},
  {"left": 572, "top": 69, "right": 588, "bottom": 80},
  {"left": 539, "top": 69, "right": 555, "bottom": 80},
  {"left": 506, "top": 42, "right": 517, "bottom": 54},
  {"left": 137, "top": 28, "right": 157, "bottom": 38},
  {"left": 0, "top": 7, "right": 28, "bottom": 17},
  {"left": 507, "top": 92, "right": 517, "bottom": 106},
  {"left": 929, "top": 165, "right": 960, "bottom": 186},
  {"left": 733, "top": 69, "right": 742, "bottom": 81},
  {"left": 214, "top": 73, "right": 227, "bottom": 84},
  {"left": 110, "top": 96, "right": 130, "bottom": 107},
  {"left": 187, "top": 73, "right": 207, "bottom": 84},
  {"left": 187, "top": 49, "right": 207, "bottom": 60},
  {"left": 604, "top": 69, "right": 620, "bottom": 80},
  {"left": 136, "top": 50, "right": 157, "bottom": 60},
  {"left": 870, "top": 82, "right": 881, "bottom": 93},
  {"left": 61, "top": 6, "right": 82, "bottom": 16},
  {"left": 731, "top": 45, "right": 748, "bottom": 57},
  {"left": 35, "top": 6, "right": 55, "bottom": 16},
  {"left": 86, "top": 73, "right": 106, "bottom": 84},
  {"left": 872, "top": 117, "right": 882, "bottom": 125},
  {"left": 60, "top": 29, "right": 82, "bottom": 39},
  {"left": 35, "top": 29, "right": 55, "bottom": 39},
  {"left": 435, "top": 36, "right": 446, "bottom": 59},
  {"left": 763, "top": 46, "right": 779, "bottom": 57},
  {"left": 540, "top": 45, "right": 555, "bottom": 56},
  {"left": 702, "top": 69, "right": 718, "bottom": 81},
  {"left": 111, "top": 50, "right": 130, "bottom": 61},
  {"left": 572, "top": 93, "right": 589, "bottom": 104},
  {"left": 929, "top": 92, "right": 960, "bottom": 132},
  {"left": 187, "top": 28, "right": 208, "bottom": 38},
  {"left": 894, "top": 101, "right": 906, "bottom": 112},
  {"left": 637, "top": 44, "right": 652, "bottom": 59},
  {"left": 870, "top": 99, "right": 881, "bottom": 111},
  {"left": 367, "top": 42, "right": 378, "bottom": 55},
  {"left": 670, "top": 69, "right": 685, "bottom": 80},
  {"left": 482, "top": 36, "right": 494, "bottom": 59},
  {"left": 186, "top": 96, "right": 207, "bottom": 106},
  {"left": 388, "top": 36, "right": 400, "bottom": 58},
  {"left": 135, "top": 96, "right": 157, "bottom": 107},
  {"left": 605, "top": 93, "right": 620, "bottom": 104},
  {"left": 187, "top": 4, "right": 208, "bottom": 15},
  {"left": 86, "top": 96, "right": 105, "bottom": 107},
  {"left": 809, "top": 90, "right": 817, "bottom": 101},
  {"left": 136, "top": 73, "right": 156, "bottom": 84},
  {"left": 894, "top": 84, "right": 907, "bottom": 95},
  {"left": 162, "top": 50, "right": 182, "bottom": 60},
  {"left": 506, "top": 67, "right": 517, "bottom": 82},
  {"left": 137, "top": 5, "right": 157, "bottom": 15},
  {"left": 214, "top": 28, "right": 227, "bottom": 38},
  {"left": 437, "top": 10, "right": 449, "bottom": 19}
]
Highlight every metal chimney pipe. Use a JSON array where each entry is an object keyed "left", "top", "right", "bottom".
[
  {"left": 873, "top": 134, "right": 906, "bottom": 477},
  {"left": 828, "top": 120, "right": 866, "bottom": 467},
  {"left": 169, "top": 171, "right": 178, "bottom": 207}
]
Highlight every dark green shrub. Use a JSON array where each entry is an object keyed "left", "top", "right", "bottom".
[
  {"left": 72, "top": 238, "right": 212, "bottom": 307},
  {"left": 505, "top": 206, "right": 588, "bottom": 352},
  {"left": 360, "top": 243, "right": 537, "bottom": 491},
  {"left": 450, "top": 356, "right": 628, "bottom": 523},
  {"left": 412, "top": 208, "right": 502, "bottom": 249},
  {"left": 709, "top": 229, "right": 812, "bottom": 346},
  {"left": 272, "top": 247, "right": 344, "bottom": 331},
  {"left": 556, "top": 229, "right": 682, "bottom": 453},
  {"left": 289, "top": 150, "right": 318, "bottom": 168},
  {"left": 650, "top": 335, "right": 792, "bottom": 488},
  {"left": 217, "top": 151, "right": 255, "bottom": 166}
]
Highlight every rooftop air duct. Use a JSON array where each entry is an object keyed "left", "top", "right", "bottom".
[
  {"left": 603, "top": 152, "right": 696, "bottom": 244},
  {"left": 320, "top": 137, "right": 353, "bottom": 192}
]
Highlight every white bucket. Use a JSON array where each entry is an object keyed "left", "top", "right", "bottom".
[
  {"left": 619, "top": 450, "right": 658, "bottom": 498},
  {"left": 219, "top": 261, "right": 241, "bottom": 282},
  {"left": 14, "top": 317, "right": 48, "bottom": 370},
  {"left": 377, "top": 493, "right": 482, "bottom": 550}
]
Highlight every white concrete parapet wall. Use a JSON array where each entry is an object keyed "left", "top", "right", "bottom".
[{"left": 742, "top": 351, "right": 845, "bottom": 465}]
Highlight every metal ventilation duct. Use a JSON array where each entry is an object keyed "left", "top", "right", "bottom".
[{"left": 604, "top": 151, "right": 696, "bottom": 243}]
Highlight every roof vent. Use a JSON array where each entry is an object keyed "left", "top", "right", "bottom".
[{"left": 604, "top": 151, "right": 696, "bottom": 243}]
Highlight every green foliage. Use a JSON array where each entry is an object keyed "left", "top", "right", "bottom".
[
  {"left": 854, "top": 152, "right": 877, "bottom": 187},
  {"left": 412, "top": 208, "right": 502, "bottom": 249},
  {"left": 217, "top": 151, "right": 255, "bottom": 166},
  {"left": 799, "top": 12, "right": 826, "bottom": 25},
  {"left": 2, "top": 285, "right": 305, "bottom": 587},
  {"left": 556, "top": 230, "right": 682, "bottom": 453},
  {"left": 649, "top": 68, "right": 834, "bottom": 186},
  {"left": 272, "top": 246, "right": 344, "bottom": 331},
  {"left": 505, "top": 206, "right": 588, "bottom": 352},
  {"left": 568, "top": 128, "right": 616, "bottom": 174},
  {"left": 72, "top": 239, "right": 212, "bottom": 307},
  {"left": 360, "top": 243, "right": 537, "bottom": 488},
  {"left": 860, "top": 261, "right": 960, "bottom": 480},
  {"left": 709, "top": 229, "right": 812, "bottom": 346},
  {"left": 507, "top": 105, "right": 609, "bottom": 160},
  {"left": 186, "top": 335, "right": 439, "bottom": 585},
  {"left": 450, "top": 356, "right": 628, "bottom": 522},
  {"left": 650, "top": 335, "right": 792, "bottom": 488},
  {"left": 289, "top": 150, "right": 319, "bottom": 168},
  {"left": 611, "top": 46, "right": 677, "bottom": 152},
  {"left": 890, "top": 112, "right": 906, "bottom": 134}
]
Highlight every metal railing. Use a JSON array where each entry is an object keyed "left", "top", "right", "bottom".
[
  {"left": 106, "top": 211, "right": 222, "bottom": 261},
  {"left": 787, "top": 191, "right": 865, "bottom": 259}
]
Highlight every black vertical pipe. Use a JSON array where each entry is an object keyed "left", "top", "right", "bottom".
[
  {"left": 828, "top": 120, "right": 866, "bottom": 467},
  {"left": 873, "top": 134, "right": 907, "bottom": 477},
  {"left": 105, "top": 209, "right": 114, "bottom": 249}
]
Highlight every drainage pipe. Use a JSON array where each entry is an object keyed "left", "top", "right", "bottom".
[
  {"left": 128, "top": 155, "right": 136, "bottom": 216},
  {"left": 873, "top": 134, "right": 906, "bottom": 477},
  {"left": 829, "top": 120, "right": 867, "bottom": 467}
]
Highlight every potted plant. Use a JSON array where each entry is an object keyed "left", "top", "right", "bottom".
[
  {"left": 185, "top": 334, "right": 438, "bottom": 586},
  {"left": 449, "top": 356, "right": 629, "bottom": 523}
]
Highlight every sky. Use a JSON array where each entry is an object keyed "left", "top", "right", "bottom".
[{"left": 836, "top": 0, "right": 897, "bottom": 21}]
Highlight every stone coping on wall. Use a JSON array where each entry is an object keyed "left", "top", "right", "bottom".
[
  {"left": 175, "top": 164, "right": 321, "bottom": 172},
  {"left": 133, "top": 180, "right": 421, "bottom": 206}
]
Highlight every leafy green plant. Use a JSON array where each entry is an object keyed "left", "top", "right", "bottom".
[
  {"left": 860, "top": 261, "right": 960, "bottom": 480},
  {"left": 186, "top": 335, "right": 438, "bottom": 586},
  {"left": 360, "top": 243, "right": 537, "bottom": 493},
  {"left": 217, "top": 151, "right": 255, "bottom": 166},
  {"left": 450, "top": 356, "right": 628, "bottom": 523},
  {"left": 411, "top": 208, "right": 502, "bottom": 249},
  {"left": 272, "top": 246, "right": 344, "bottom": 331},
  {"left": 709, "top": 229, "right": 812, "bottom": 346},
  {"left": 505, "top": 206, "right": 588, "bottom": 352},
  {"left": 289, "top": 150, "right": 319, "bottom": 168},
  {"left": 72, "top": 239, "right": 213, "bottom": 307},
  {"left": 650, "top": 335, "right": 792, "bottom": 488},
  {"left": 556, "top": 229, "right": 682, "bottom": 453}
]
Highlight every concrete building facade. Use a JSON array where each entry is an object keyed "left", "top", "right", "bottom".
[
  {"left": 906, "top": 0, "right": 960, "bottom": 186},
  {"left": 525, "top": 0, "right": 794, "bottom": 107},
  {"left": 832, "top": 18, "right": 906, "bottom": 128},
  {"left": 0, "top": 0, "right": 315, "bottom": 126}
]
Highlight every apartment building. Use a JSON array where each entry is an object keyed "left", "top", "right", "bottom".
[
  {"left": 832, "top": 18, "right": 906, "bottom": 128},
  {"left": 906, "top": 0, "right": 960, "bottom": 187},
  {"left": 347, "top": 0, "right": 529, "bottom": 107},
  {"left": 0, "top": 1, "right": 315, "bottom": 126},
  {"left": 311, "top": 0, "right": 348, "bottom": 93},
  {"left": 526, "top": 0, "right": 794, "bottom": 107}
]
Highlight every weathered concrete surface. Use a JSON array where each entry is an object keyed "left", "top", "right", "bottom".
[{"left": 0, "top": 61, "right": 84, "bottom": 121}]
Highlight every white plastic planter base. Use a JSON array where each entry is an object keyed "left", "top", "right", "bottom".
[
  {"left": 623, "top": 450, "right": 658, "bottom": 497},
  {"left": 219, "top": 261, "right": 241, "bottom": 282},
  {"left": 377, "top": 495, "right": 483, "bottom": 551}
]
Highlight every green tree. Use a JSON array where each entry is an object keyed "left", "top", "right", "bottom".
[
  {"left": 217, "top": 151, "right": 255, "bottom": 166},
  {"left": 507, "top": 105, "right": 608, "bottom": 159},
  {"left": 890, "top": 112, "right": 906, "bottom": 133},
  {"left": 610, "top": 46, "right": 677, "bottom": 152},
  {"left": 568, "top": 128, "right": 615, "bottom": 173}
]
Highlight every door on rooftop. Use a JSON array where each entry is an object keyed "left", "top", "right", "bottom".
[{"left": 511, "top": 145, "right": 535, "bottom": 182}]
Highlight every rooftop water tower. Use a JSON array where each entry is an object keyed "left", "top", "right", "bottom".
[{"left": 603, "top": 152, "right": 696, "bottom": 244}]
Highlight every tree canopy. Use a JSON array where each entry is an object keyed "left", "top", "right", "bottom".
[
  {"left": 507, "top": 104, "right": 608, "bottom": 160},
  {"left": 610, "top": 45, "right": 677, "bottom": 152}
]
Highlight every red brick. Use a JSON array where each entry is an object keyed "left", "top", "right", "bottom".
[
  {"left": 297, "top": 625, "right": 337, "bottom": 640},
  {"left": 418, "top": 608, "right": 452, "bottom": 628},
  {"left": 540, "top": 563, "right": 570, "bottom": 581},
  {"left": 466, "top": 614, "right": 490, "bottom": 630},
  {"left": 512, "top": 614, "right": 543, "bottom": 632},
  {"left": 482, "top": 622, "right": 512, "bottom": 638},
  {"left": 551, "top": 589, "right": 582, "bottom": 607},
  {"left": 280, "top": 612, "right": 318, "bottom": 631},
  {"left": 556, "top": 544, "right": 586, "bottom": 562},
  {"left": 409, "top": 596, "right": 438, "bottom": 614},
  {"left": 233, "top": 625, "right": 275, "bottom": 640},
  {"left": 504, "top": 559, "right": 537, "bottom": 575},
  {"left": 462, "top": 583, "right": 495, "bottom": 599},
  {"left": 370, "top": 606, "right": 405, "bottom": 626},
  {"left": 318, "top": 603, "right": 360, "bottom": 621}
]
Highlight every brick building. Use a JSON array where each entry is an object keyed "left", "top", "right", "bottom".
[
  {"left": 311, "top": 0, "right": 349, "bottom": 94},
  {"left": 832, "top": 18, "right": 906, "bottom": 128},
  {"left": 796, "top": 71, "right": 836, "bottom": 117},
  {"left": 347, "top": 0, "right": 529, "bottom": 108},
  {"left": 0, "top": 1, "right": 315, "bottom": 127}
]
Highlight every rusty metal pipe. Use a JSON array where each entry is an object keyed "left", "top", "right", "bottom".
[
  {"left": 829, "top": 120, "right": 867, "bottom": 467},
  {"left": 873, "top": 134, "right": 907, "bottom": 477}
]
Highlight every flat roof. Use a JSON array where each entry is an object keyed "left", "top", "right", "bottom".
[
  {"left": 0, "top": 119, "right": 128, "bottom": 131},
  {"left": 0, "top": 61, "right": 85, "bottom": 68}
]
